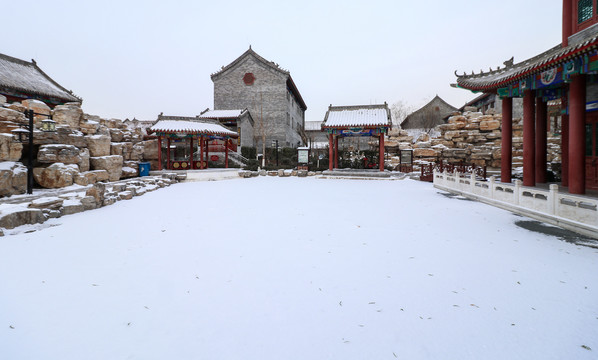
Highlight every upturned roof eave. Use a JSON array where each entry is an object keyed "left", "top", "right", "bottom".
[{"left": 455, "top": 38, "right": 598, "bottom": 91}]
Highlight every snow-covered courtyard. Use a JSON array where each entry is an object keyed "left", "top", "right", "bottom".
[{"left": 1, "top": 177, "right": 597, "bottom": 359}]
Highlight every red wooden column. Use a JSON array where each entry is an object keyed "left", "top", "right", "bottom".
[
  {"left": 157, "top": 136, "right": 162, "bottom": 170},
  {"left": 501, "top": 97, "right": 513, "bottom": 183},
  {"left": 199, "top": 136, "right": 204, "bottom": 169},
  {"left": 328, "top": 133, "right": 334, "bottom": 171},
  {"left": 190, "top": 137, "right": 194, "bottom": 168},
  {"left": 563, "top": 0, "right": 572, "bottom": 47},
  {"left": 334, "top": 135, "right": 339, "bottom": 169},
  {"left": 535, "top": 98, "right": 548, "bottom": 183},
  {"left": 569, "top": 74, "right": 586, "bottom": 194},
  {"left": 205, "top": 138, "right": 209, "bottom": 169},
  {"left": 523, "top": 90, "right": 536, "bottom": 187},
  {"left": 225, "top": 139, "right": 229, "bottom": 168},
  {"left": 379, "top": 132, "right": 385, "bottom": 172},
  {"left": 561, "top": 95, "right": 569, "bottom": 187},
  {"left": 167, "top": 137, "right": 171, "bottom": 170}
]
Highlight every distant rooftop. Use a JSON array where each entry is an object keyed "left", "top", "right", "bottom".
[
  {"left": 198, "top": 109, "right": 248, "bottom": 119},
  {"left": 0, "top": 53, "right": 81, "bottom": 105}
]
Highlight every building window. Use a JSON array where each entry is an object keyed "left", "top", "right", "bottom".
[
  {"left": 577, "top": 0, "right": 598, "bottom": 30},
  {"left": 579, "top": 0, "right": 593, "bottom": 23}
]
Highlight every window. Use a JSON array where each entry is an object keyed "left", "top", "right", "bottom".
[
  {"left": 577, "top": 0, "right": 598, "bottom": 30},
  {"left": 579, "top": 0, "right": 593, "bottom": 24}
]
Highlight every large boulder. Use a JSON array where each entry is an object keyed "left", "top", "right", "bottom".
[
  {"left": 142, "top": 139, "right": 159, "bottom": 160},
  {"left": 79, "top": 120, "right": 100, "bottom": 135},
  {"left": 33, "top": 163, "right": 79, "bottom": 188},
  {"left": 52, "top": 103, "right": 83, "bottom": 129},
  {"left": 0, "top": 133, "right": 23, "bottom": 161},
  {"left": 0, "top": 162, "right": 27, "bottom": 196},
  {"left": 37, "top": 144, "right": 81, "bottom": 164},
  {"left": 86, "top": 134, "right": 111, "bottom": 157},
  {"left": 0, "top": 107, "right": 27, "bottom": 124},
  {"left": 479, "top": 119, "right": 501, "bottom": 131},
  {"left": 109, "top": 128, "right": 124, "bottom": 142},
  {"left": 21, "top": 99, "right": 51, "bottom": 126},
  {"left": 0, "top": 208, "right": 45, "bottom": 229},
  {"left": 0, "top": 94, "right": 6, "bottom": 105},
  {"left": 90, "top": 155, "right": 123, "bottom": 181}
]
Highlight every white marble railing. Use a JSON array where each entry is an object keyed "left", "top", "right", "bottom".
[{"left": 433, "top": 169, "right": 598, "bottom": 237}]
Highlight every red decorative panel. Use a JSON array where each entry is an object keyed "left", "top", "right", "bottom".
[{"left": 243, "top": 73, "right": 255, "bottom": 85}]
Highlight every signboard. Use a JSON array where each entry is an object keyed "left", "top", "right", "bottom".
[
  {"left": 400, "top": 149, "right": 413, "bottom": 165},
  {"left": 297, "top": 147, "right": 309, "bottom": 164}
]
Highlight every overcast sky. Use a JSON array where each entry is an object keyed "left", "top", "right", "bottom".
[{"left": 4, "top": 0, "right": 561, "bottom": 123}]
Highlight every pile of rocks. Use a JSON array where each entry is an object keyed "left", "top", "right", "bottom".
[
  {"left": 386, "top": 108, "right": 561, "bottom": 175},
  {"left": 0, "top": 174, "right": 178, "bottom": 236},
  {"left": 239, "top": 169, "right": 314, "bottom": 178},
  {"left": 0, "top": 98, "right": 159, "bottom": 196}
]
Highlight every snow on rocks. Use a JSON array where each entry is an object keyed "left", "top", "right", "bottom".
[
  {"left": 33, "top": 163, "right": 79, "bottom": 188},
  {"left": 0, "top": 174, "right": 179, "bottom": 234}
]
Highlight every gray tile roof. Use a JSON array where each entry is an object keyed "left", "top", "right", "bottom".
[
  {"left": 0, "top": 53, "right": 81, "bottom": 103},
  {"left": 455, "top": 31, "right": 598, "bottom": 91}
]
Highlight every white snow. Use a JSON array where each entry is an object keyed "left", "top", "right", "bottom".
[
  {"left": 0, "top": 177, "right": 596, "bottom": 360},
  {"left": 150, "top": 120, "right": 237, "bottom": 135},
  {"left": 325, "top": 108, "right": 390, "bottom": 127},
  {"left": 198, "top": 109, "right": 245, "bottom": 119}
]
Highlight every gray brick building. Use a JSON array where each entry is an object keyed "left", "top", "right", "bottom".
[{"left": 211, "top": 47, "right": 307, "bottom": 148}]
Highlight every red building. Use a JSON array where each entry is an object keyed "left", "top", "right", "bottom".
[{"left": 454, "top": 0, "right": 598, "bottom": 194}]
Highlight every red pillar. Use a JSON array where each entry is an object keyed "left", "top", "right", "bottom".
[
  {"left": 328, "top": 133, "right": 333, "bottom": 171},
  {"left": 334, "top": 136, "right": 339, "bottom": 169},
  {"left": 535, "top": 98, "right": 547, "bottom": 183},
  {"left": 167, "top": 137, "right": 171, "bottom": 170},
  {"left": 225, "top": 139, "right": 229, "bottom": 168},
  {"left": 190, "top": 137, "right": 194, "bottom": 169},
  {"left": 569, "top": 75, "right": 586, "bottom": 194},
  {"left": 199, "top": 136, "right": 204, "bottom": 169},
  {"left": 563, "top": 0, "right": 572, "bottom": 47},
  {"left": 379, "top": 132, "right": 385, "bottom": 172},
  {"left": 157, "top": 136, "right": 162, "bottom": 170},
  {"left": 523, "top": 89, "right": 536, "bottom": 187},
  {"left": 561, "top": 95, "right": 569, "bottom": 187},
  {"left": 205, "top": 138, "right": 209, "bottom": 169},
  {"left": 501, "top": 97, "right": 513, "bottom": 183}
]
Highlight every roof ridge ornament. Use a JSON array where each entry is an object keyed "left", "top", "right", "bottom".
[{"left": 503, "top": 56, "right": 514, "bottom": 67}]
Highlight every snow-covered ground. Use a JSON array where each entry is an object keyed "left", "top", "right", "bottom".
[{"left": 1, "top": 177, "right": 596, "bottom": 359}]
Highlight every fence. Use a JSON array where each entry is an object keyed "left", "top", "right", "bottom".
[{"left": 433, "top": 169, "right": 598, "bottom": 238}]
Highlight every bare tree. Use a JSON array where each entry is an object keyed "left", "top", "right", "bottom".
[
  {"left": 390, "top": 100, "right": 413, "bottom": 127},
  {"left": 253, "top": 93, "right": 277, "bottom": 167}
]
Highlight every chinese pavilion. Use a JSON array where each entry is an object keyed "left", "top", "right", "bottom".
[
  {"left": 148, "top": 119, "right": 238, "bottom": 170},
  {"left": 454, "top": 0, "right": 598, "bottom": 194},
  {"left": 321, "top": 103, "right": 392, "bottom": 172}
]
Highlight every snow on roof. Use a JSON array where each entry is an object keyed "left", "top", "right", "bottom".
[
  {"left": 0, "top": 54, "right": 80, "bottom": 103},
  {"left": 149, "top": 120, "right": 237, "bottom": 136},
  {"left": 304, "top": 121, "right": 324, "bottom": 131},
  {"left": 323, "top": 104, "right": 391, "bottom": 128},
  {"left": 198, "top": 109, "right": 245, "bottom": 119}
]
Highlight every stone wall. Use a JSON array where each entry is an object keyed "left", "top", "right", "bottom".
[
  {"left": 0, "top": 100, "right": 158, "bottom": 197},
  {"left": 387, "top": 108, "right": 562, "bottom": 178}
]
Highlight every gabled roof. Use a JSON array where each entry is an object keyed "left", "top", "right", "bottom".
[
  {"left": 454, "top": 31, "right": 598, "bottom": 91},
  {"left": 322, "top": 103, "right": 392, "bottom": 129},
  {"left": 400, "top": 95, "right": 458, "bottom": 128},
  {"left": 148, "top": 119, "right": 238, "bottom": 137},
  {"left": 0, "top": 53, "right": 81, "bottom": 104},
  {"left": 210, "top": 47, "right": 307, "bottom": 111}
]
